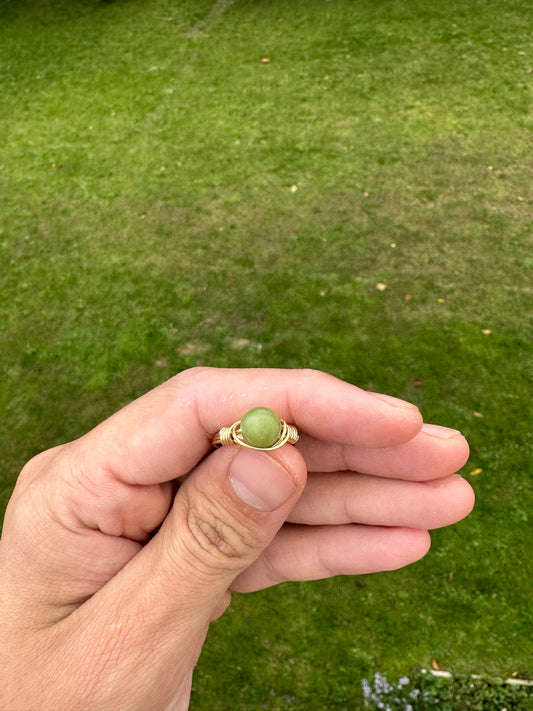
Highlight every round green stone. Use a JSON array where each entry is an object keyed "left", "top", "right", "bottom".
[{"left": 240, "top": 407, "right": 281, "bottom": 448}]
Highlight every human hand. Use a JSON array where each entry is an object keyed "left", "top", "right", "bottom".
[{"left": 0, "top": 368, "right": 473, "bottom": 711}]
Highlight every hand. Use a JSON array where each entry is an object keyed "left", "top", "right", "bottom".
[{"left": 0, "top": 368, "right": 473, "bottom": 711}]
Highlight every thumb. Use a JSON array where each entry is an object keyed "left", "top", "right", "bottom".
[
  {"left": 149, "top": 445, "right": 307, "bottom": 620},
  {"left": 18, "top": 446, "right": 307, "bottom": 711}
]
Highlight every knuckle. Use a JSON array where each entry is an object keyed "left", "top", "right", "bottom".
[
  {"left": 299, "top": 367, "right": 322, "bottom": 378},
  {"left": 183, "top": 493, "right": 262, "bottom": 573},
  {"left": 187, "top": 509, "right": 242, "bottom": 559},
  {"left": 16, "top": 446, "right": 62, "bottom": 488},
  {"left": 298, "top": 367, "right": 327, "bottom": 386}
]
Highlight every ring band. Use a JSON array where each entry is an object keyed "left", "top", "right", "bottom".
[{"left": 212, "top": 417, "right": 299, "bottom": 451}]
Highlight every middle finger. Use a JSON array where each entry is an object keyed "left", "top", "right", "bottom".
[
  {"left": 288, "top": 471, "right": 475, "bottom": 530},
  {"left": 297, "top": 423, "right": 470, "bottom": 481}
]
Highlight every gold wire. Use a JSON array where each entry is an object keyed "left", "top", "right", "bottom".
[{"left": 212, "top": 418, "right": 298, "bottom": 450}]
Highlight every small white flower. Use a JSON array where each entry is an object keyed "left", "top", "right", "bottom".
[{"left": 361, "top": 679, "right": 372, "bottom": 699}]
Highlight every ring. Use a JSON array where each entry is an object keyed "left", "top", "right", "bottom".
[{"left": 212, "top": 406, "right": 299, "bottom": 451}]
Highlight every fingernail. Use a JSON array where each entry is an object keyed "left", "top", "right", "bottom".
[
  {"left": 421, "top": 423, "right": 462, "bottom": 439},
  {"left": 229, "top": 449, "right": 296, "bottom": 511},
  {"left": 371, "top": 392, "right": 417, "bottom": 409}
]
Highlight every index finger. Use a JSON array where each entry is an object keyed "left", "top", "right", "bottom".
[{"left": 79, "top": 367, "right": 423, "bottom": 485}]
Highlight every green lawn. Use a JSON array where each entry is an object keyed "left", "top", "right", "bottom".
[{"left": 1, "top": 0, "right": 532, "bottom": 708}]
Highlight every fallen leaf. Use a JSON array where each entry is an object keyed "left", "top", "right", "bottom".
[
  {"left": 405, "top": 294, "right": 412, "bottom": 301},
  {"left": 482, "top": 329, "right": 491, "bottom": 335},
  {"left": 412, "top": 378, "right": 422, "bottom": 387},
  {"left": 432, "top": 660, "right": 440, "bottom": 671},
  {"left": 261, "top": 57, "right": 270, "bottom": 63},
  {"left": 363, "top": 191, "right": 369, "bottom": 197},
  {"left": 473, "top": 411, "right": 484, "bottom": 418},
  {"left": 469, "top": 467, "right": 483, "bottom": 476},
  {"left": 376, "top": 282, "right": 387, "bottom": 291},
  {"left": 437, "top": 298, "right": 445, "bottom": 303}
]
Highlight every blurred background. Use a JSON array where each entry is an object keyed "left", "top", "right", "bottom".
[{"left": 1, "top": 1, "right": 531, "bottom": 708}]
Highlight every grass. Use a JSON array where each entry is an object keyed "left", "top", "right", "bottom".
[{"left": 1, "top": 0, "right": 532, "bottom": 708}]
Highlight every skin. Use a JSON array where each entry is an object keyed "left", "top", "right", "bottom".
[{"left": 0, "top": 367, "right": 474, "bottom": 711}]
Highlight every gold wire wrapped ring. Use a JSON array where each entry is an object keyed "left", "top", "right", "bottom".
[{"left": 212, "top": 407, "right": 299, "bottom": 451}]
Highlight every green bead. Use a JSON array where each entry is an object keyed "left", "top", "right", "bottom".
[{"left": 240, "top": 407, "right": 281, "bottom": 448}]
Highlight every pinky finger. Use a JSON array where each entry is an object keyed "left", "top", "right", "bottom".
[{"left": 231, "top": 524, "right": 431, "bottom": 593}]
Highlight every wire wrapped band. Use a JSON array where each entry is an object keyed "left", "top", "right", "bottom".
[{"left": 212, "top": 418, "right": 299, "bottom": 451}]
